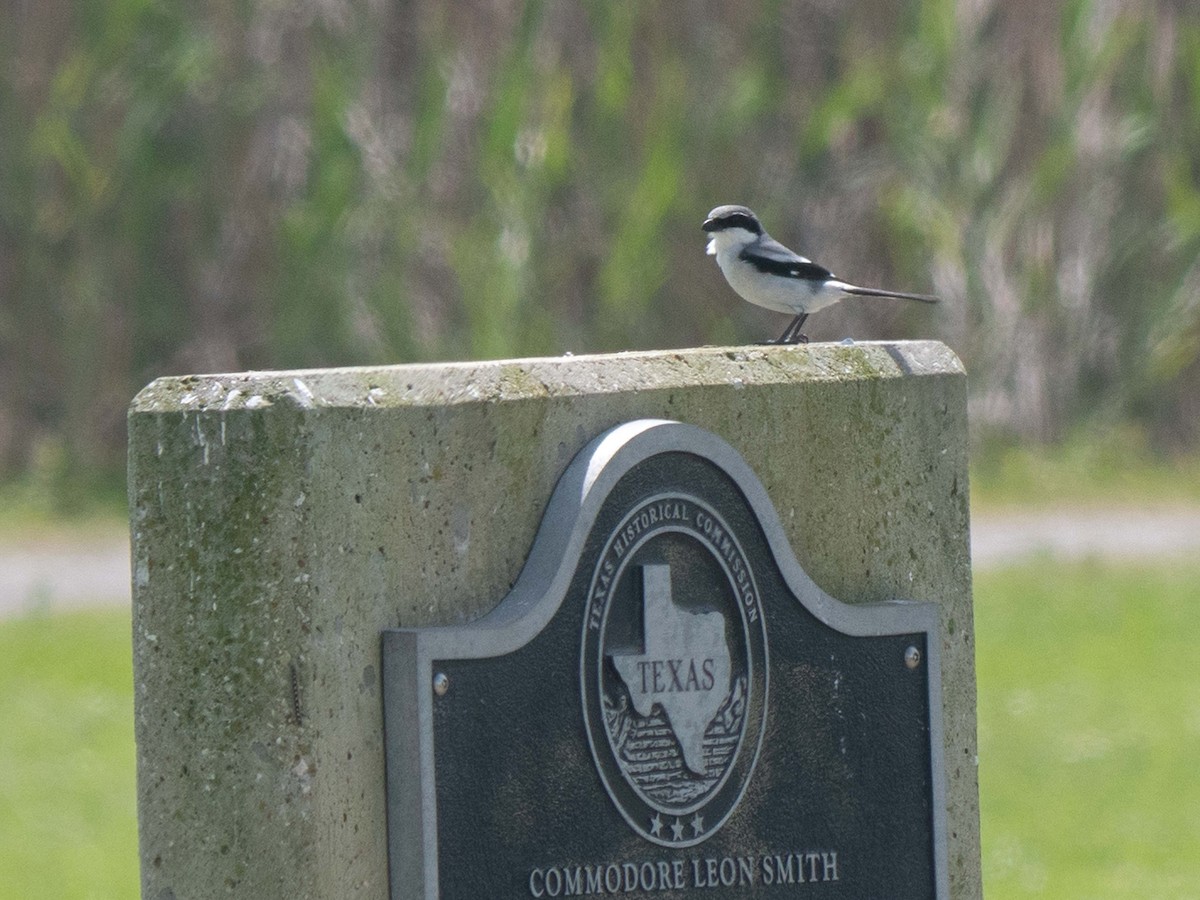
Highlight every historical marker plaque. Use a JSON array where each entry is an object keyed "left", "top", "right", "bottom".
[{"left": 382, "top": 420, "right": 949, "bottom": 898}]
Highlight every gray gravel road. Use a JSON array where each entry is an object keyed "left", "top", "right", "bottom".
[
  {"left": 0, "top": 534, "right": 133, "bottom": 619},
  {"left": 3, "top": 508, "right": 1198, "bottom": 619}
]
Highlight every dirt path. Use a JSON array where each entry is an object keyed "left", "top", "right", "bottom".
[
  {"left": 968, "top": 507, "right": 1200, "bottom": 568},
  {"left": 0, "top": 533, "right": 132, "bottom": 619},
  {"left": 3, "top": 508, "right": 1198, "bottom": 620}
]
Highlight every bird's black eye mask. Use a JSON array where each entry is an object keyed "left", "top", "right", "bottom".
[{"left": 704, "top": 212, "right": 762, "bottom": 235}]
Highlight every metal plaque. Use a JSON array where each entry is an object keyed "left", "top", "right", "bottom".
[{"left": 382, "top": 420, "right": 948, "bottom": 898}]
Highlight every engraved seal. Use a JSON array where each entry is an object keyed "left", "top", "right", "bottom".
[{"left": 581, "top": 493, "right": 768, "bottom": 847}]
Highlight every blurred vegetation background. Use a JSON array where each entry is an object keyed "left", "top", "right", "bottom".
[
  {"left": 4, "top": 0, "right": 1200, "bottom": 506},
  {"left": 5, "top": 5, "right": 1200, "bottom": 897}
]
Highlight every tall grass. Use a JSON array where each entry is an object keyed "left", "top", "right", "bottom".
[{"left": 3, "top": 0, "right": 1200, "bottom": 489}]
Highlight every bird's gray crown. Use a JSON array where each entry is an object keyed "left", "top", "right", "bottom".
[{"left": 703, "top": 205, "right": 763, "bottom": 236}]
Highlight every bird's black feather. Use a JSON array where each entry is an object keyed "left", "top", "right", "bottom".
[{"left": 739, "top": 243, "right": 834, "bottom": 282}]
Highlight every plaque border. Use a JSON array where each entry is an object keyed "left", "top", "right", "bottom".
[{"left": 382, "top": 418, "right": 950, "bottom": 900}]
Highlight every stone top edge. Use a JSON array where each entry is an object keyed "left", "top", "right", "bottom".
[{"left": 129, "top": 340, "right": 963, "bottom": 414}]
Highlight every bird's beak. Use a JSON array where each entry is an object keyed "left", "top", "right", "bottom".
[{"left": 702, "top": 217, "right": 718, "bottom": 232}]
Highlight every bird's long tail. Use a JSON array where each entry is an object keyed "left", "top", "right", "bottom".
[{"left": 841, "top": 284, "right": 939, "bottom": 304}]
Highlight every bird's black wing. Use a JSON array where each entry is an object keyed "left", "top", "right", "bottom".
[{"left": 739, "top": 237, "right": 834, "bottom": 282}]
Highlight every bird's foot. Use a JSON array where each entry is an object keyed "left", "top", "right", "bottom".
[
  {"left": 774, "top": 313, "right": 809, "bottom": 344},
  {"left": 755, "top": 334, "right": 809, "bottom": 346}
]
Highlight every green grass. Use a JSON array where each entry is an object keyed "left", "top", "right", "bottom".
[
  {"left": 1, "top": 560, "right": 1197, "bottom": 898},
  {"left": 0, "top": 464, "right": 127, "bottom": 541},
  {"left": 0, "top": 493, "right": 126, "bottom": 543},
  {"left": 970, "top": 428, "right": 1200, "bottom": 510},
  {"left": 975, "top": 558, "right": 1200, "bottom": 898},
  {"left": 0, "top": 609, "right": 138, "bottom": 900}
]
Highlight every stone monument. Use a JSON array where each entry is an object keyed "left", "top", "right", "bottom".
[{"left": 128, "top": 341, "right": 980, "bottom": 898}]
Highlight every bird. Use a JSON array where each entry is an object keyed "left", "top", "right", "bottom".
[{"left": 702, "top": 204, "right": 938, "bottom": 344}]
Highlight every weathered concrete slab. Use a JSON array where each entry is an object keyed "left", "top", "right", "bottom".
[{"left": 128, "top": 340, "right": 980, "bottom": 898}]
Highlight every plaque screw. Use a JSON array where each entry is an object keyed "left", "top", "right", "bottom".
[
  {"left": 433, "top": 672, "right": 450, "bottom": 696},
  {"left": 904, "top": 646, "right": 922, "bottom": 670}
]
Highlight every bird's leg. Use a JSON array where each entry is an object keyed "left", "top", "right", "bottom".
[
  {"left": 777, "top": 313, "right": 808, "bottom": 344},
  {"left": 756, "top": 313, "right": 810, "bottom": 346}
]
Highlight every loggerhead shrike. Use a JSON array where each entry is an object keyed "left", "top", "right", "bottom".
[{"left": 703, "top": 204, "right": 938, "bottom": 344}]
